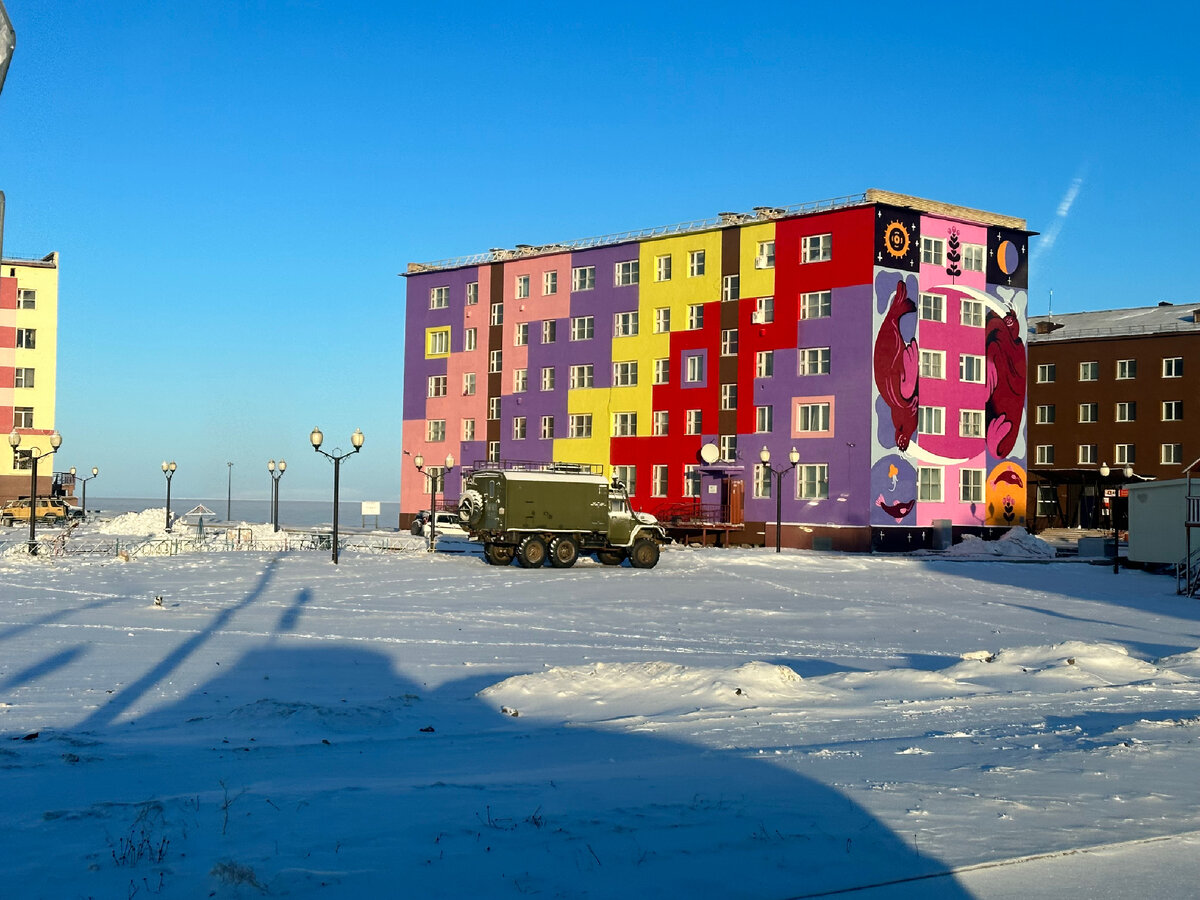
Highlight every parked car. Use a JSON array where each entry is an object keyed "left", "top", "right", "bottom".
[
  {"left": 423, "top": 511, "right": 467, "bottom": 538},
  {"left": 410, "top": 509, "right": 431, "bottom": 536},
  {"left": 0, "top": 498, "right": 71, "bottom": 526}
]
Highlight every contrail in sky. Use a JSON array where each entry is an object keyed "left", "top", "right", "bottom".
[{"left": 1032, "top": 171, "right": 1086, "bottom": 262}]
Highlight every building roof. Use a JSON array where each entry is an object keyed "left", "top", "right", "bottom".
[
  {"left": 404, "top": 189, "right": 1030, "bottom": 275},
  {"left": 1, "top": 251, "right": 58, "bottom": 269},
  {"left": 1028, "top": 304, "right": 1200, "bottom": 343}
]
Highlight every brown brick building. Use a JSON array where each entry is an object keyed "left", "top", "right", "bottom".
[{"left": 1026, "top": 304, "right": 1200, "bottom": 529}]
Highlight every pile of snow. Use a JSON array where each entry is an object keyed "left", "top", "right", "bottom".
[
  {"left": 943, "top": 526, "right": 1056, "bottom": 559},
  {"left": 97, "top": 507, "right": 172, "bottom": 535}
]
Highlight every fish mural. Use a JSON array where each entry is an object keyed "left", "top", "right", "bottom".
[
  {"left": 985, "top": 307, "right": 1027, "bottom": 459},
  {"left": 872, "top": 280, "right": 920, "bottom": 451}
]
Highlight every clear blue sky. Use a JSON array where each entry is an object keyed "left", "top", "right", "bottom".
[{"left": 0, "top": 1, "right": 1196, "bottom": 502}]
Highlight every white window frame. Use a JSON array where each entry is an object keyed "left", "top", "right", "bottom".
[
  {"left": 571, "top": 315, "right": 594, "bottom": 341},
  {"left": 569, "top": 364, "right": 594, "bottom": 389},
  {"left": 540, "top": 416, "right": 555, "bottom": 440},
  {"left": 960, "top": 299, "right": 984, "bottom": 327},
  {"left": 1114, "top": 443, "right": 1135, "bottom": 466},
  {"left": 543, "top": 271, "right": 558, "bottom": 295},
  {"left": 755, "top": 295, "right": 774, "bottom": 324},
  {"left": 515, "top": 274, "right": 530, "bottom": 299},
  {"left": 688, "top": 249, "right": 705, "bottom": 277},
  {"left": 959, "top": 468, "right": 985, "bottom": 503},
  {"left": 801, "top": 290, "right": 831, "bottom": 320},
  {"left": 722, "top": 274, "right": 740, "bottom": 301},
  {"left": 962, "top": 243, "right": 985, "bottom": 273},
  {"left": 652, "top": 464, "right": 669, "bottom": 497},
  {"left": 572, "top": 266, "right": 596, "bottom": 292},
  {"left": 463, "top": 418, "right": 476, "bottom": 441},
  {"left": 802, "top": 233, "right": 832, "bottom": 263},
  {"left": 918, "top": 405, "right": 944, "bottom": 436},
  {"left": 753, "top": 464, "right": 771, "bottom": 499},
  {"left": 615, "top": 260, "right": 639, "bottom": 286},
  {"left": 427, "top": 375, "right": 448, "bottom": 398},
  {"left": 919, "top": 292, "right": 944, "bottom": 322},
  {"left": 687, "top": 304, "right": 705, "bottom": 330},
  {"left": 686, "top": 409, "right": 702, "bottom": 435},
  {"left": 428, "top": 330, "right": 450, "bottom": 355},
  {"left": 1116, "top": 358, "right": 1137, "bottom": 380},
  {"left": 1036, "top": 363, "right": 1056, "bottom": 383},
  {"left": 613, "top": 360, "right": 638, "bottom": 387},
  {"left": 655, "top": 254, "right": 672, "bottom": 282},
  {"left": 721, "top": 329, "right": 738, "bottom": 356},
  {"left": 1162, "top": 443, "right": 1183, "bottom": 465},
  {"left": 797, "top": 402, "right": 831, "bottom": 433},
  {"left": 568, "top": 414, "right": 593, "bottom": 438},
  {"left": 1035, "top": 404, "right": 1055, "bottom": 425},
  {"left": 1116, "top": 401, "right": 1137, "bottom": 423},
  {"left": 429, "top": 286, "right": 449, "bottom": 309},
  {"left": 462, "top": 372, "right": 476, "bottom": 396},
  {"left": 1078, "top": 403, "right": 1098, "bottom": 423},
  {"left": 685, "top": 355, "right": 703, "bottom": 383},
  {"left": 1163, "top": 357, "right": 1183, "bottom": 378},
  {"left": 921, "top": 236, "right": 945, "bottom": 266},
  {"left": 489, "top": 349, "right": 502, "bottom": 373},
  {"left": 489, "top": 303, "right": 503, "bottom": 326},
  {"left": 13, "top": 367, "right": 34, "bottom": 389},
  {"left": 755, "top": 240, "right": 775, "bottom": 269},
  {"left": 1079, "top": 361, "right": 1099, "bottom": 381},
  {"left": 541, "top": 367, "right": 555, "bottom": 391},
  {"left": 466, "top": 282, "right": 479, "bottom": 305},
  {"left": 1163, "top": 400, "right": 1183, "bottom": 422},
  {"left": 797, "top": 464, "right": 829, "bottom": 500},
  {"left": 798, "top": 347, "right": 831, "bottom": 376},
  {"left": 1078, "top": 444, "right": 1098, "bottom": 465},
  {"left": 920, "top": 349, "right": 946, "bottom": 379},
  {"left": 653, "top": 358, "right": 669, "bottom": 385},
  {"left": 683, "top": 465, "right": 700, "bottom": 497},
  {"left": 512, "top": 416, "right": 527, "bottom": 440},
  {"left": 612, "top": 412, "right": 637, "bottom": 437},
  {"left": 756, "top": 405, "right": 773, "bottom": 433},
  {"left": 513, "top": 322, "right": 529, "bottom": 346},
  {"left": 720, "top": 384, "right": 737, "bottom": 410},
  {"left": 653, "top": 410, "right": 669, "bottom": 436},
  {"left": 959, "top": 354, "right": 985, "bottom": 383},
  {"left": 463, "top": 328, "right": 477, "bottom": 352},
  {"left": 16, "top": 288, "right": 36, "bottom": 309},
  {"left": 718, "top": 434, "right": 737, "bottom": 462},
  {"left": 542, "top": 319, "right": 556, "bottom": 343},
  {"left": 654, "top": 307, "right": 671, "bottom": 333},
  {"left": 917, "top": 466, "right": 943, "bottom": 502},
  {"left": 1035, "top": 444, "right": 1055, "bottom": 466},
  {"left": 614, "top": 311, "right": 639, "bottom": 337},
  {"left": 513, "top": 368, "right": 528, "bottom": 393},
  {"left": 426, "top": 419, "right": 446, "bottom": 442},
  {"left": 756, "top": 350, "right": 774, "bottom": 377}
]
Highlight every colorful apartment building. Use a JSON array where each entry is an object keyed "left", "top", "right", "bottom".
[
  {"left": 402, "top": 190, "right": 1033, "bottom": 550},
  {"left": 1, "top": 251, "right": 61, "bottom": 502}
]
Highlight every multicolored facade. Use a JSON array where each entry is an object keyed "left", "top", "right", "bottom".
[
  {"left": 402, "top": 190, "right": 1032, "bottom": 550},
  {"left": 1, "top": 251, "right": 60, "bottom": 502}
]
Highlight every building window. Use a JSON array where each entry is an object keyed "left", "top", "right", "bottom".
[
  {"left": 543, "top": 271, "right": 558, "bottom": 295},
  {"left": 540, "top": 416, "right": 555, "bottom": 440},
  {"left": 515, "top": 274, "right": 530, "bottom": 299},
  {"left": 685, "top": 355, "right": 704, "bottom": 383},
  {"left": 755, "top": 295, "right": 774, "bottom": 324},
  {"left": 541, "top": 367, "right": 556, "bottom": 391},
  {"left": 1162, "top": 443, "right": 1183, "bottom": 465},
  {"left": 1116, "top": 358, "right": 1137, "bottom": 380},
  {"left": 614, "top": 311, "right": 639, "bottom": 337},
  {"left": 687, "top": 304, "right": 705, "bottom": 330},
  {"left": 920, "top": 349, "right": 945, "bottom": 379},
  {"left": 15, "top": 328, "right": 35, "bottom": 350},
  {"left": 798, "top": 402, "right": 831, "bottom": 433},
  {"left": 463, "top": 418, "right": 476, "bottom": 441},
  {"left": 542, "top": 320, "right": 557, "bottom": 343},
  {"left": 960, "top": 299, "right": 984, "bottom": 327},
  {"left": 514, "top": 322, "right": 529, "bottom": 346},
  {"left": 430, "top": 286, "right": 449, "bottom": 309},
  {"left": 12, "top": 449, "right": 33, "bottom": 471},
  {"left": 959, "top": 354, "right": 985, "bottom": 383},
  {"left": 1163, "top": 400, "right": 1183, "bottom": 421},
  {"left": 1079, "top": 361, "right": 1099, "bottom": 381},
  {"left": 801, "top": 290, "right": 831, "bottom": 319},
  {"left": 756, "top": 240, "right": 775, "bottom": 269},
  {"left": 688, "top": 249, "right": 705, "bottom": 277},
  {"left": 572, "top": 266, "right": 596, "bottom": 292},
  {"left": 17, "top": 288, "right": 36, "bottom": 308},
  {"left": 921, "top": 236, "right": 944, "bottom": 266},
  {"left": 919, "top": 292, "right": 944, "bottom": 322},
  {"left": 487, "top": 441, "right": 500, "bottom": 462},
  {"left": 571, "top": 316, "right": 594, "bottom": 341},
  {"left": 1035, "top": 444, "right": 1055, "bottom": 465},
  {"left": 918, "top": 405, "right": 944, "bottom": 436},
  {"left": 513, "top": 368, "right": 528, "bottom": 393},
  {"left": 489, "top": 349, "right": 502, "bottom": 373},
  {"left": 654, "top": 358, "right": 669, "bottom": 385},
  {"left": 568, "top": 414, "right": 593, "bottom": 438},
  {"left": 1036, "top": 363, "right": 1056, "bottom": 383},
  {"left": 613, "top": 361, "right": 639, "bottom": 387},
  {"left": 13, "top": 407, "right": 34, "bottom": 429},
  {"left": 512, "top": 417, "right": 527, "bottom": 440},
  {"left": 719, "top": 434, "right": 737, "bottom": 461},
  {"left": 654, "top": 307, "right": 671, "bottom": 333},
  {"left": 426, "top": 329, "right": 450, "bottom": 356},
  {"left": 466, "top": 282, "right": 479, "bottom": 305},
  {"left": 918, "top": 466, "right": 943, "bottom": 502},
  {"left": 490, "top": 303, "right": 503, "bottom": 326},
  {"left": 722, "top": 274, "right": 740, "bottom": 301},
  {"left": 14, "top": 368, "right": 34, "bottom": 389},
  {"left": 1035, "top": 404, "right": 1055, "bottom": 425},
  {"left": 615, "top": 260, "right": 639, "bottom": 286},
  {"left": 798, "top": 464, "right": 829, "bottom": 499},
  {"left": 1163, "top": 357, "right": 1184, "bottom": 378},
  {"left": 613, "top": 465, "right": 637, "bottom": 495},
  {"left": 488, "top": 397, "right": 501, "bottom": 420},
  {"left": 799, "top": 347, "right": 831, "bottom": 375},
  {"left": 683, "top": 465, "right": 700, "bottom": 497},
  {"left": 653, "top": 410, "right": 669, "bottom": 436},
  {"left": 960, "top": 468, "right": 984, "bottom": 503},
  {"left": 720, "top": 384, "right": 737, "bottom": 410},
  {"left": 652, "top": 464, "right": 669, "bottom": 497},
  {"left": 463, "top": 328, "right": 477, "bottom": 351},
  {"left": 569, "top": 364, "right": 594, "bottom": 389},
  {"left": 463, "top": 373, "right": 476, "bottom": 396},
  {"left": 1114, "top": 443, "right": 1135, "bottom": 466},
  {"left": 1078, "top": 403, "right": 1098, "bottom": 423},
  {"left": 756, "top": 350, "right": 774, "bottom": 377},
  {"left": 802, "top": 233, "right": 832, "bottom": 263},
  {"left": 1078, "top": 444, "right": 1098, "bottom": 465},
  {"left": 1115, "top": 401, "right": 1137, "bottom": 422},
  {"left": 750, "top": 406, "right": 771, "bottom": 435},
  {"left": 655, "top": 254, "right": 672, "bottom": 282},
  {"left": 686, "top": 409, "right": 702, "bottom": 435},
  {"left": 426, "top": 419, "right": 446, "bottom": 442},
  {"left": 721, "top": 329, "right": 738, "bottom": 356},
  {"left": 960, "top": 409, "right": 984, "bottom": 438},
  {"left": 753, "top": 464, "right": 771, "bottom": 499},
  {"left": 427, "top": 375, "right": 448, "bottom": 398},
  {"left": 962, "top": 244, "right": 985, "bottom": 272}
]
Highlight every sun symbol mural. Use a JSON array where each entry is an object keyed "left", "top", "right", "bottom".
[{"left": 884, "top": 220, "right": 910, "bottom": 259}]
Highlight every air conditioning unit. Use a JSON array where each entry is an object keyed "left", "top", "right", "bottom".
[
  {"left": 750, "top": 311, "right": 764, "bottom": 324},
  {"left": 754, "top": 257, "right": 769, "bottom": 269}
]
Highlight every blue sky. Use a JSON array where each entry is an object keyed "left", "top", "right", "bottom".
[{"left": 0, "top": 1, "right": 1196, "bottom": 502}]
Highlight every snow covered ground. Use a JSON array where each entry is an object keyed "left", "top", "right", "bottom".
[{"left": 2, "top": 515, "right": 1200, "bottom": 897}]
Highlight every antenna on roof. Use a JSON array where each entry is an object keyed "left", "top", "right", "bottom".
[{"left": 1048, "top": 288, "right": 1053, "bottom": 319}]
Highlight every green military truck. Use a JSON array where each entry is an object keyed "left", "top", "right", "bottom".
[{"left": 457, "top": 465, "right": 669, "bottom": 568}]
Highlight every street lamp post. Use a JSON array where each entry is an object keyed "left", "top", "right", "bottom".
[
  {"left": 69, "top": 465, "right": 99, "bottom": 517},
  {"left": 161, "top": 461, "right": 177, "bottom": 532},
  {"left": 267, "top": 459, "right": 286, "bottom": 531},
  {"left": 1100, "top": 462, "right": 1134, "bottom": 574},
  {"left": 8, "top": 429, "right": 62, "bottom": 555},
  {"left": 760, "top": 445, "right": 801, "bottom": 553},
  {"left": 310, "top": 426, "right": 364, "bottom": 564},
  {"left": 226, "top": 461, "right": 234, "bottom": 520},
  {"left": 414, "top": 453, "right": 454, "bottom": 552}
]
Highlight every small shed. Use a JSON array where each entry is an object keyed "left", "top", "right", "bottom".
[
  {"left": 178, "top": 504, "right": 217, "bottom": 535},
  {"left": 1126, "top": 480, "right": 1186, "bottom": 565}
]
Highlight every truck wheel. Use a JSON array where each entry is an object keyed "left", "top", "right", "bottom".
[
  {"left": 459, "top": 490, "right": 485, "bottom": 528},
  {"left": 548, "top": 536, "right": 578, "bottom": 568},
  {"left": 629, "top": 539, "right": 660, "bottom": 569},
  {"left": 484, "top": 543, "right": 515, "bottom": 566},
  {"left": 517, "top": 536, "right": 547, "bottom": 568},
  {"left": 595, "top": 550, "right": 624, "bottom": 566}
]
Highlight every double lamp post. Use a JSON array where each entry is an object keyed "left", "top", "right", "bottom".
[
  {"left": 413, "top": 452, "right": 454, "bottom": 551},
  {"left": 267, "top": 459, "right": 286, "bottom": 531},
  {"left": 1100, "top": 462, "right": 1134, "bottom": 574},
  {"left": 8, "top": 428, "right": 62, "bottom": 555},
  {"left": 760, "top": 445, "right": 800, "bottom": 554},
  {"left": 311, "top": 426, "right": 364, "bottom": 564}
]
